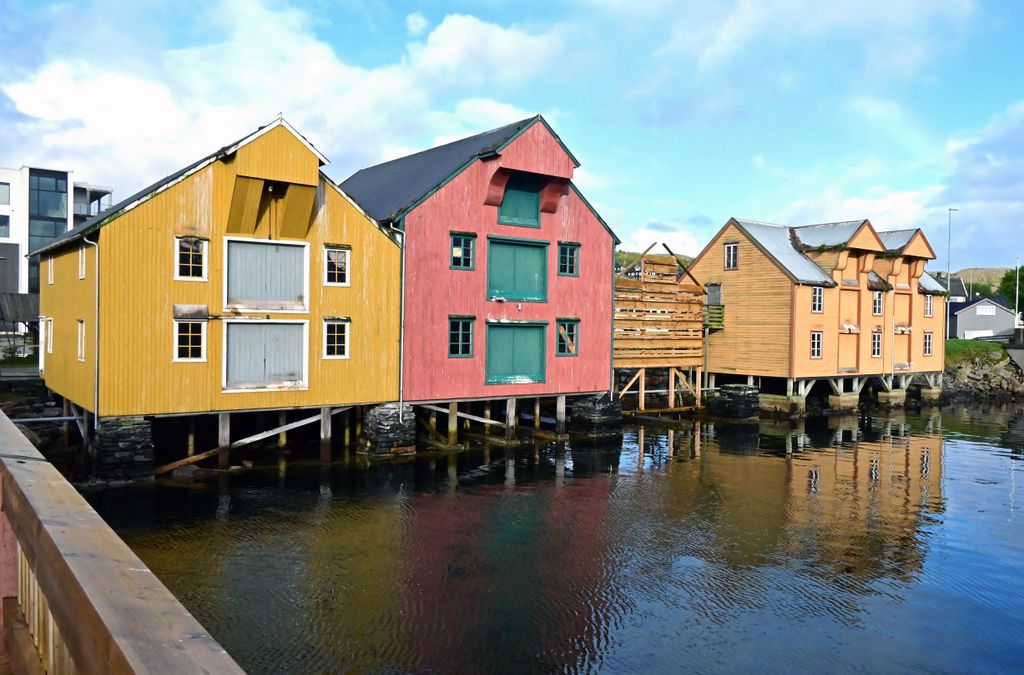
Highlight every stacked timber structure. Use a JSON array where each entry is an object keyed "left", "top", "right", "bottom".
[
  {"left": 689, "top": 218, "right": 946, "bottom": 412},
  {"left": 33, "top": 119, "right": 403, "bottom": 476},
  {"left": 341, "top": 115, "right": 619, "bottom": 442},
  {"left": 614, "top": 249, "right": 704, "bottom": 412}
]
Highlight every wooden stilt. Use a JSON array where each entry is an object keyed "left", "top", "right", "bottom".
[
  {"left": 639, "top": 368, "right": 647, "bottom": 411},
  {"left": 320, "top": 407, "right": 332, "bottom": 463},
  {"left": 355, "top": 406, "right": 363, "bottom": 438},
  {"left": 218, "top": 412, "right": 230, "bottom": 470},
  {"left": 448, "top": 401, "right": 458, "bottom": 445},
  {"left": 668, "top": 368, "right": 676, "bottom": 408},
  {"left": 696, "top": 367, "right": 703, "bottom": 409},
  {"left": 429, "top": 409, "right": 437, "bottom": 434},
  {"left": 505, "top": 397, "right": 516, "bottom": 440},
  {"left": 277, "top": 411, "right": 287, "bottom": 449},
  {"left": 483, "top": 401, "right": 492, "bottom": 436},
  {"left": 62, "top": 399, "right": 71, "bottom": 446},
  {"left": 187, "top": 417, "right": 196, "bottom": 457},
  {"left": 668, "top": 429, "right": 675, "bottom": 458},
  {"left": 343, "top": 409, "right": 351, "bottom": 446},
  {"left": 533, "top": 398, "right": 541, "bottom": 430},
  {"left": 556, "top": 395, "right": 566, "bottom": 434}
]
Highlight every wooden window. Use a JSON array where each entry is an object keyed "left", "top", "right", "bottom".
[
  {"left": 175, "top": 237, "right": 208, "bottom": 280},
  {"left": 810, "top": 331, "right": 822, "bottom": 359},
  {"left": 450, "top": 233, "right": 475, "bottom": 270},
  {"left": 924, "top": 331, "right": 933, "bottom": 356},
  {"left": 872, "top": 331, "right": 882, "bottom": 358},
  {"left": 558, "top": 243, "right": 580, "bottom": 277},
  {"left": 78, "top": 245, "right": 86, "bottom": 279},
  {"left": 924, "top": 294, "right": 933, "bottom": 317},
  {"left": 486, "top": 237, "right": 548, "bottom": 302},
  {"left": 76, "top": 319, "right": 85, "bottom": 362},
  {"left": 724, "top": 242, "right": 738, "bottom": 270},
  {"left": 485, "top": 323, "right": 546, "bottom": 384},
  {"left": 556, "top": 319, "right": 579, "bottom": 356},
  {"left": 448, "top": 317, "right": 474, "bottom": 358},
  {"left": 174, "top": 320, "right": 206, "bottom": 362},
  {"left": 873, "top": 291, "right": 884, "bottom": 316},
  {"left": 324, "top": 320, "right": 350, "bottom": 359},
  {"left": 498, "top": 174, "right": 542, "bottom": 227},
  {"left": 46, "top": 318, "right": 53, "bottom": 354},
  {"left": 324, "top": 246, "right": 350, "bottom": 286},
  {"left": 811, "top": 286, "right": 823, "bottom": 313},
  {"left": 47, "top": 257, "right": 53, "bottom": 285}
]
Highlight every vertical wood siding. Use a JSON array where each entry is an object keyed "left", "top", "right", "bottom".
[{"left": 39, "top": 248, "right": 97, "bottom": 411}]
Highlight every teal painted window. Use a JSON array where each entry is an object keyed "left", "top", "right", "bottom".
[
  {"left": 487, "top": 238, "right": 548, "bottom": 302},
  {"left": 450, "top": 233, "right": 475, "bottom": 270},
  {"left": 498, "top": 174, "right": 541, "bottom": 227},
  {"left": 558, "top": 243, "right": 579, "bottom": 276},
  {"left": 486, "top": 323, "right": 546, "bottom": 384},
  {"left": 448, "top": 317, "right": 474, "bottom": 358},
  {"left": 556, "top": 319, "right": 579, "bottom": 356}
]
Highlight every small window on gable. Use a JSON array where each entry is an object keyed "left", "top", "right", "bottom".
[
  {"left": 174, "top": 320, "right": 206, "bottom": 362},
  {"left": 78, "top": 245, "right": 86, "bottom": 279},
  {"left": 176, "top": 237, "right": 208, "bottom": 280},
  {"left": 873, "top": 291, "right": 884, "bottom": 316},
  {"left": 498, "top": 174, "right": 542, "bottom": 227},
  {"left": 448, "top": 317, "right": 474, "bottom": 358},
  {"left": 450, "top": 233, "right": 475, "bottom": 270},
  {"left": 325, "top": 246, "right": 350, "bottom": 286},
  {"left": 557, "top": 319, "right": 579, "bottom": 356},
  {"left": 558, "top": 243, "right": 579, "bottom": 277},
  {"left": 724, "top": 243, "right": 738, "bottom": 270},
  {"left": 77, "top": 319, "right": 85, "bottom": 362},
  {"left": 324, "top": 320, "right": 350, "bottom": 358},
  {"left": 811, "top": 286, "right": 823, "bottom": 313}
]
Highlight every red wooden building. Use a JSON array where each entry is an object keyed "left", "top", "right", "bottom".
[{"left": 341, "top": 116, "right": 618, "bottom": 416}]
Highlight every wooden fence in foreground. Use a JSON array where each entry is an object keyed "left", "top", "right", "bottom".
[{"left": 0, "top": 410, "right": 242, "bottom": 674}]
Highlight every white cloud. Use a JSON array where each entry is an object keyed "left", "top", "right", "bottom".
[
  {"left": 751, "top": 153, "right": 766, "bottom": 170},
  {"left": 620, "top": 220, "right": 704, "bottom": 256},
  {"left": 0, "top": 1, "right": 567, "bottom": 196},
  {"left": 406, "top": 12, "right": 429, "bottom": 36}
]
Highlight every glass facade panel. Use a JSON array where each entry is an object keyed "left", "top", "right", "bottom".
[{"left": 28, "top": 169, "right": 69, "bottom": 293}]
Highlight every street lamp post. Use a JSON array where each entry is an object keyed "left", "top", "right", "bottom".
[{"left": 946, "top": 207, "right": 958, "bottom": 340}]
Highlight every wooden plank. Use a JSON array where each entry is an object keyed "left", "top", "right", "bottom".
[
  {"left": 419, "top": 404, "right": 504, "bottom": 427},
  {"left": 2, "top": 597, "right": 45, "bottom": 675}
]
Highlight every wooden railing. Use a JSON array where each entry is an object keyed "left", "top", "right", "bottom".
[
  {"left": 0, "top": 410, "right": 242, "bottom": 674},
  {"left": 704, "top": 304, "right": 724, "bottom": 330}
]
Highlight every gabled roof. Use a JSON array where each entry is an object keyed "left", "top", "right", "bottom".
[
  {"left": 918, "top": 271, "right": 948, "bottom": 295},
  {"left": 791, "top": 220, "right": 866, "bottom": 247},
  {"left": 952, "top": 295, "right": 1014, "bottom": 315},
  {"left": 878, "top": 228, "right": 936, "bottom": 258},
  {"left": 877, "top": 229, "right": 916, "bottom": 251},
  {"left": 31, "top": 118, "right": 327, "bottom": 257},
  {"left": 339, "top": 115, "right": 579, "bottom": 223},
  {"left": 732, "top": 219, "right": 836, "bottom": 286}
]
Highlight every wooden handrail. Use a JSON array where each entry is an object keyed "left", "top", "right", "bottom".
[{"left": 0, "top": 410, "right": 242, "bottom": 674}]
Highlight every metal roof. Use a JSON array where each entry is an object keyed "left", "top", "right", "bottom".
[
  {"left": 732, "top": 219, "right": 836, "bottom": 285},
  {"left": 340, "top": 117, "right": 538, "bottom": 222},
  {"left": 791, "top": 220, "right": 867, "bottom": 248},
  {"left": 918, "top": 271, "right": 948, "bottom": 295},
  {"left": 952, "top": 295, "right": 1014, "bottom": 314},
  {"left": 877, "top": 228, "right": 917, "bottom": 251}
]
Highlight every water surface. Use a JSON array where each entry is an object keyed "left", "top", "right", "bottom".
[{"left": 89, "top": 405, "right": 1024, "bottom": 673}]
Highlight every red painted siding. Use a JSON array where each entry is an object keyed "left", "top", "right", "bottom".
[{"left": 401, "top": 126, "right": 613, "bottom": 402}]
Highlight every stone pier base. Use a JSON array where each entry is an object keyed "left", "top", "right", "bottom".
[
  {"left": 93, "top": 417, "right": 154, "bottom": 483},
  {"left": 828, "top": 393, "right": 861, "bottom": 410},
  {"left": 571, "top": 393, "right": 623, "bottom": 434},
  {"left": 360, "top": 403, "right": 415, "bottom": 456},
  {"left": 759, "top": 394, "right": 805, "bottom": 414},
  {"left": 919, "top": 387, "right": 942, "bottom": 402},
  {"left": 877, "top": 390, "right": 907, "bottom": 408}
]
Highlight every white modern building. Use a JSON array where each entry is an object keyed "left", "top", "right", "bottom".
[{"left": 0, "top": 166, "right": 112, "bottom": 294}]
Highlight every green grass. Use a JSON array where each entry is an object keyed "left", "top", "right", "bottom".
[
  {"left": 0, "top": 354, "right": 38, "bottom": 368},
  {"left": 945, "top": 339, "right": 1006, "bottom": 366}
]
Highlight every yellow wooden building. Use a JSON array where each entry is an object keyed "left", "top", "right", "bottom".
[
  {"left": 688, "top": 218, "right": 946, "bottom": 410},
  {"left": 34, "top": 119, "right": 401, "bottom": 432}
]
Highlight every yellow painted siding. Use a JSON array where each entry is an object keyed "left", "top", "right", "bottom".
[
  {"left": 39, "top": 246, "right": 97, "bottom": 412},
  {"left": 688, "top": 222, "right": 793, "bottom": 377},
  {"left": 231, "top": 124, "right": 320, "bottom": 186}
]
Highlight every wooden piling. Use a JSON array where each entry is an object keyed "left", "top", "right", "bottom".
[
  {"left": 556, "top": 395, "right": 566, "bottom": 434},
  {"left": 320, "top": 407, "right": 332, "bottom": 463},
  {"left": 639, "top": 369, "right": 647, "bottom": 411},
  {"left": 668, "top": 368, "right": 676, "bottom": 409},
  {"left": 218, "top": 412, "right": 230, "bottom": 470},
  {"left": 187, "top": 417, "right": 196, "bottom": 457},
  {"left": 343, "top": 409, "right": 351, "bottom": 446},
  {"left": 62, "top": 399, "right": 71, "bottom": 446},
  {"left": 505, "top": 397, "right": 516, "bottom": 440},
  {"left": 448, "top": 402, "right": 458, "bottom": 445},
  {"left": 277, "top": 411, "right": 287, "bottom": 449},
  {"left": 355, "top": 406, "right": 363, "bottom": 438},
  {"left": 483, "top": 401, "right": 492, "bottom": 436},
  {"left": 533, "top": 398, "right": 541, "bottom": 430}
]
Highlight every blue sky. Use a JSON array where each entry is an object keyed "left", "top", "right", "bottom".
[{"left": 1, "top": 0, "right": 1021, "bottom": 270}]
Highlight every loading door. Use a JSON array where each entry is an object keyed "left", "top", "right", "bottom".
[{"left": 485, "top": 323, "right": 546, "bottom": 385}]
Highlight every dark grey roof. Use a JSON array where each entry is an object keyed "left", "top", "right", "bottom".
[
  {"left": 732, "top": 219, "right": 836, "bottom": 285},
  {"left": 952, "top": 295, "right": 1014, "bottom": 314},
  {"left": 791, "top": 220, "right": 867, "bottom": 248},
  {"left": 340, "top": 117, "right": 538, "bottom": 222},
  {"left": 0, "top": 293, "right": 39, "bottom": 324}
]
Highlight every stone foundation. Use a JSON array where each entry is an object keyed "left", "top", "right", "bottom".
[
  {"left": 919, "top": 387, "right": 942, "bottom": 402},
  {"left": 759, "top": 394, "right": 806, "bottom": 414},
  {"left": 828, "top": 393, "right": 861, "bottom": 410},
  {"left": 93, "top": 417, "right": 154, "bottom": 483},
  {"left": 570, "top": 393, "right": 623, "bottom": 433},
  {"left": 360, "top": 403, "right": 416, "bottom": 455},
  {"left": 709, "top": 384, "right": 760, "bottom": 419},
  {"left": 877, "top": 390, "right": 907, "bottom": 408}
]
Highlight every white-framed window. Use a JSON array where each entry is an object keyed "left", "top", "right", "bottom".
[
  {"left": 811, "top": 286, "right": 823, "bottom": 313},
  {"left": 924, "top": 331, "right": 933, "bottom": 356},
  {"left": 324, "top": 246, "right": 350, "bottom": 286},
  {"left": 175, "top": 237, "right": 208, "bottom": 281},
  {"left": 173, "top": 320, "right": 207, "bottom": 362},
  {"left": 872, "top": 291, "right": 884, "bottom": 316},
  {"left": 47, "top": 257, "right": 54, "bottom": 285},
  {"left": 76, "top": 319, "right": 85, "bottom": 362},
  {"left": 810, "top": 331, "right": 822, "bottom": 359},
  {"left": 871, "top": 330, "right": 882, "bottom": 358},
  {"left": 224, "top": 237, "right": 309, "bottom": 312},
  {"left": 724, "top": 242, "right": 738, "bottom": 270},
  {"left": 78, "top": 245, "right": 86, "bottom": 280},
  {"left": 924, "top": 294, "right": 933, "bottom": 317},
  {"left": 46, "top": 318, "right": 53, "bottom": 354},
  {"left": 323, "top": 319, "right": 350, "bottom": 359}
]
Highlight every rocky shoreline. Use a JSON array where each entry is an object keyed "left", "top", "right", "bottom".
[{"left": 944, "top": 349, "right": 1024, "bottom": 400}]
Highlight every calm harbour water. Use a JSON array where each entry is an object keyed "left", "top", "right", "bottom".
[{"left": 88, "top": 404, "right": 1024, "bottom": 674}]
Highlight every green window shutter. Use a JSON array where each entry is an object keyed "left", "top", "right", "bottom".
[
  {"left": 487, "top": 239, "right": 548, "bottom": 302},
  {"left": 498, "top": 175, "right": 541, "bottom": 227},
  {"left": 486, "top": 324, "right": 546, "bottom": 384}
]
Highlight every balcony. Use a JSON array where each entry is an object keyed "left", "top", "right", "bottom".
[{"left": 704, "top": 304, "right": 724, "bottom": 330}]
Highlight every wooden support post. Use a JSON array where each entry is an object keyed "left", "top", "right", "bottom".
[
  {"left": 787, "top": 378, "right": 794, "bottom": 397},
  {"left": 483, "top": 401, "right": 492, "bottom": 436},
  {"left": 505, "top": 397, "right": 516, "bottom": 440},
  {"left": 187, "top": 417, "right": 196, "bottom": 457},
  {"left": 533, "top": 398, "right": 541, "bottom": 430},
  {"left": 556, "top": 395, "right": 566, "bottom": 434},
  {"left": 343, "top": 409, "right": 351, "bottom": 446},
  {"left": 448, "top": 401, "right": 458, "bottom": 445},
  {"left": 429, "top": 409, "right": 437, "bottom": 434},
  {"left": 277, "top": 411, "right": 287, "bottom": 449},
  {"left": 62, "top": 398, "right": 71, "bottom": 446},
  {"left": 218, "top": 412, "right": 230, "bottom": 471},
  {"left": 355, "top": 406, "right": 363, "bottom": 438},
  {"left": 747, "top": 375, "right": 755, "bottom": 386},
  {"left": 695, "top": 367, "right": 703, "bottom": 409},
  {"left": 668, "top": 368, "right": 676, "bottom": 408},
  {"left": 320, "top": 407, "right": 332, "bottom": 463},
  {"left": 639, "top": 368, "right": 647, "bottom": 411}
]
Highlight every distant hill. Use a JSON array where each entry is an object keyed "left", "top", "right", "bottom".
[{"left": 956, "top": 267, "right": 1009, "bottom": 287}]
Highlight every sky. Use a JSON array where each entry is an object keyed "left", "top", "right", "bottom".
[{"left": 1, "top": 0, "right": 1021, "bottom": 271}]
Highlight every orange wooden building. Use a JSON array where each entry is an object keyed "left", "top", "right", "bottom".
[{"left": 688, "top": 218, "right": 946, "bottom": 411}]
